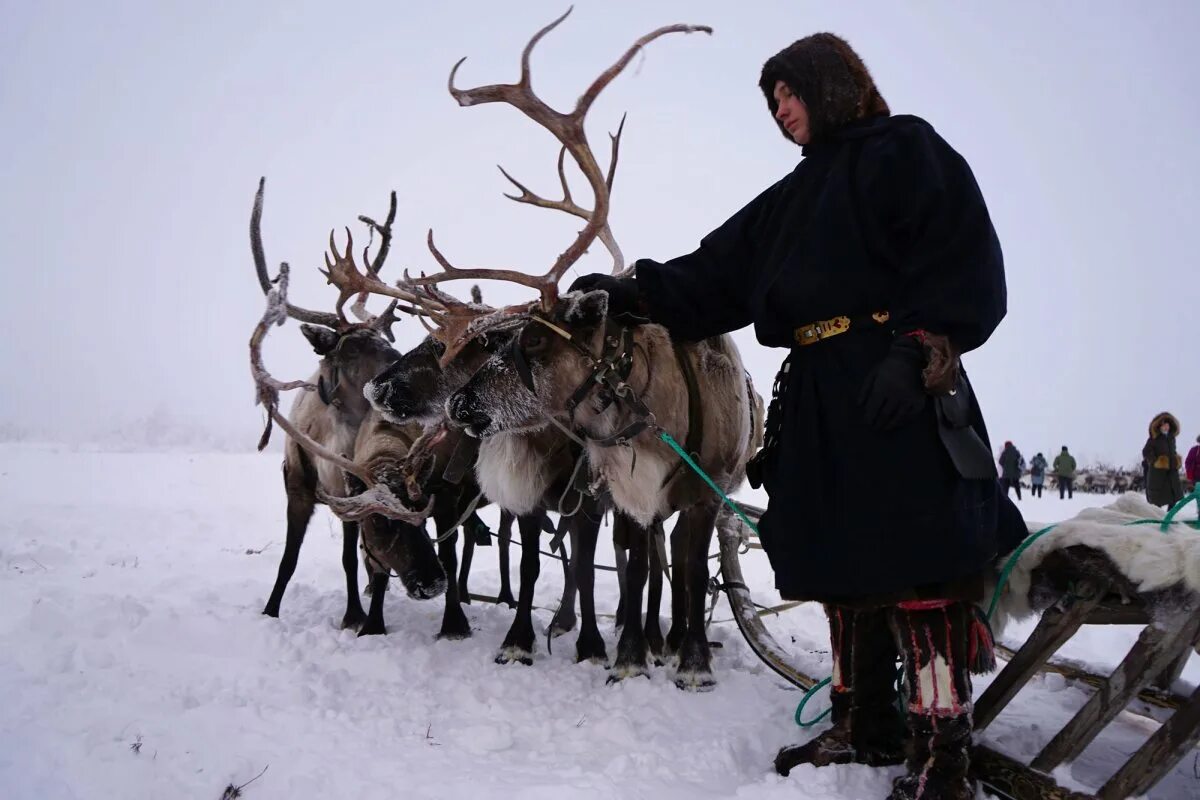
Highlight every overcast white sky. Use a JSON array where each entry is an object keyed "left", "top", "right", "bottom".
[{"left": 1, "top": 1, "right": 1196, "bottom": 465}]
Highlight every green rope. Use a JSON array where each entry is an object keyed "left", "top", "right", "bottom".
[
  {"left": 794, "top": 676, "right": 832, "bottom": 727},
  {"left": 658, "top": 430, "right": 760, "bottom": 534},
  {"left": 987, "top": 524, "right": 1058, "bottom": 621},
  {"left": 1161, "top": 486, "right": 1200, "bottom": 531}
]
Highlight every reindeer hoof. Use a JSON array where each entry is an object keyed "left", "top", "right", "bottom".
[
  {"left": 495, "top": 646, "right": 534, "bottom": 666},
  {"left": 673, "top": 670, "right": 716, "bottom": 692},
  {"left": 606, "top": 663, "right": 649, "bottom": 684},
  {"left": 549, "top": 613, "right": 577, "bottom": 638},
  {"left": 341, "top": 607, "right": 367, "bottom": 630},
  {"left": 358, "top": 620, "right": 387, "bottom": 637},
  {"left": 436, "top": 623, "right": 472, "bottom": 641},
  {"left": 496, "top": 591, "right": 517, "bottom": 609},
  {"left": 262, "top": 605, "right": 280, "bottom": 619},
  {"left": 575, "top": 630, "right": 608, "bottom": 664}
]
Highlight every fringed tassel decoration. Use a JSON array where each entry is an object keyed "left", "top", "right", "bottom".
[{"left": 967, "top": 605, "right": 997, "bottom": 675}]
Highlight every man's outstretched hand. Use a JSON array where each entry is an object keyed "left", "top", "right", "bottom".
[{"left": 568, "top": 273, "right": 649, "bottom": 324}]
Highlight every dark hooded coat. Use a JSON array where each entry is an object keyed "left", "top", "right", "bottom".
[
  {"left": 1143, "top": 411, "right": 1183, "bottom": 507},
  {"left": 633, "top": 34, "right": 1025, "bottom": 601},
  {"left": 998, "top": 444, "right": 1024, "bottom": 481}
]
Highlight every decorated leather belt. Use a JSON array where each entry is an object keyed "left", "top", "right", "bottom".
[{"left": 794, "top": 311, "right": 890, "bottom": 346}]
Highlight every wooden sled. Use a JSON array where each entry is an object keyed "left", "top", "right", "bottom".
[{"left": 716, "top": 506, "right": 1200, "bottom": 800}]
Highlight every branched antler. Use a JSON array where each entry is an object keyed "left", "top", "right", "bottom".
[
  {"left": 403, "top": 9, "right": 710, "bottom": 310},
  {"left": 495, "top": 114, "right": 627, "bottom": 273},
  {"left": 349, "top": 192, "right": 399, "bottom": 326},
  {"left": 249, "top": 264, "right": 432, "bottom": 526},
  {"left": 387, "top": 9, "right": 708, "bottom": 360}
]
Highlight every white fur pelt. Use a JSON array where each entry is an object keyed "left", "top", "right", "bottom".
[{"left": 990, "top": 493, "right": 1200, "bottom": 631}]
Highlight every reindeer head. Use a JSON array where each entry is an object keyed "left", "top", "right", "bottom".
[
  {"left": 302, "top": 324, "right": 399, "bottom": 424},
  {"left": 363, "top": 327, "right": 512, "bottom": 427},
  {"left": 447, "top": 289, "right": 611, "bottom": 437}
]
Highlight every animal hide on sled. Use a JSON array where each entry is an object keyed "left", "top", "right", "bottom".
[{"left": 987, "top": 494, "right": 1200, "bottom": 632}]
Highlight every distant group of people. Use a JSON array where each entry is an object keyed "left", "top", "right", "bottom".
[
  {"left": 998, "top": 442, "right": 1076, "bottom": 499},
  {"left": 999, "top": 411, "right": 1197, "bottom": 508}
]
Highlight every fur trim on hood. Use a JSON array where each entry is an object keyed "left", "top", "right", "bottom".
[
  {"left": 758, "top": 33, "right": 889, "bottom": 144},
  {"left": 1149, "top": 411, "right": 1180, "bottom": 438}
]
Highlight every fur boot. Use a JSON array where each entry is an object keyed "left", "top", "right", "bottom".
[
  {"left": 887, "top": 601, "right": 977, "bottom": 800},
  {"left": 775, "top": 605, "right": 906, "bottom": 775}
]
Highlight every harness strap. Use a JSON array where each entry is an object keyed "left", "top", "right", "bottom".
[{"left": 659, "top": 340, "right": 705, "bottom": 488}]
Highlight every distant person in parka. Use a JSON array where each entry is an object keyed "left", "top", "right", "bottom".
[
  {"left": 1029, "top": 452, "right": 1048, "bottom": 498},
  {"left": 998, "top": 441, "right": 1025, "bottom": 500},
  {"left": 570, "top": 33, "right": 1026, "bottom": 800},
  {"left": 1143, "top": 412, "right": 1184, "bottom": 507},
  {"left": 1053, "top": 446, "right": 1076, "bottom": 499}
]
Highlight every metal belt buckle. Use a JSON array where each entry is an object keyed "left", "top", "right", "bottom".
[{"left": 794, "top": 323, "right": 820, "bottom": 346}]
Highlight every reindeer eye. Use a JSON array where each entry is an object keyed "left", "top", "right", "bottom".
[{"left": 524, "top": 333, "right": 548, "bottom": 353}]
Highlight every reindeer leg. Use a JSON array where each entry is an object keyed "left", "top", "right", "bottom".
[
  {"left": 645, "top": 521, "right": 666, "bottom": 664},
  {"left": 496, "top": 510, "right": 517, "bottom": 608},
  {"left": 435, "top": 496, "right": 471, "bottom": 640},
  {"left": 496, "top": 513, "right": 542, "bottom": 665},
  {"left": 358, "top": 570, "right": 389, "bottom": 636},
  {"left": 664, "top": 516, "right": 689, "bottom": 656},
  {"left": 550, "top": 516, "right": 578, "bottom": 637},
  {"left": 572, "top": 499, "right": 607, "bottom": 664},
  {"left": 613, "top": 543, "right": 628, "bottom": 629},
  {"left": 457, "top": 525, "right": 476, "bottom": 605},
  {"left": 263, "top": 479, "right": 315, "bottom": 618},
  {"left": 675, "top": 502, "right": 718, "bottom": 691},
  {"left": 339, "top": 520, "right": 368, "bottom": 629},
  {"left": 610, "top": 515, "right": 650, "bottom": 682}
]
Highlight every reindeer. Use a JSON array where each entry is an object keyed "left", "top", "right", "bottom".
[
  {"left": 450, "top": 293, "right": 761, "bottom": 688},
  {"left": 319, "top": 12, "right": 713, "bottom": 668},
  {"left": 366, "top": 332, "right": 608, "bottom": 662},
  {"left": 347, "top": 12, "right": 752, "bottom": 688},
  {"left": 250, "top": 180, "right": 444, "bottom": 634}
]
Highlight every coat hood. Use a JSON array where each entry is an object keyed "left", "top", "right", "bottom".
[
  {"left": 759, "top": 33, "right": 890, "bottom": 144},
  {"left": 1149, "top": 411, "right": 1180, "bottom": 438}
]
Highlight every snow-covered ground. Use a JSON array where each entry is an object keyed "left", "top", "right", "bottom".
[{"left": 0, "top": 443, "right": 1196, "bottom": 799}]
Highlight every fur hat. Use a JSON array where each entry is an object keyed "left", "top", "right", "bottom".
[{"left": 758, "top": 33, "right": 889, "bottom": 143}]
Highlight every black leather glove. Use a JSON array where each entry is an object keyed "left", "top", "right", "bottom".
[
  {"left": 858, "top": 336, "right": 928, "bottom": 430},
  {"left": 567, "top": 273, "right": 648, "bottom": 323}
]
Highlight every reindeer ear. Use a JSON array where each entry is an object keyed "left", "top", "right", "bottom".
[
  {"left": 563, "top": 289, "right": 609, "bottom": 328},
  {"left": 301, "top": 324, "right": 340, "bottom": 355}
]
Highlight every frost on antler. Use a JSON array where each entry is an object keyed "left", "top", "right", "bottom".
[
  {"left": 247, "top": 262, "right": 432, "bottom": 525},
  {"left": 249, "top": 264, "right": 319, "bottom": 451},
  {"left": 317, "top": 485, "right": 434, "bottom": 525}
]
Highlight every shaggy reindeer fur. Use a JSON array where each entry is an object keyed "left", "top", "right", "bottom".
[
  {"left": 448, "top": 290, "right": 764, "bottom": 687},
  {"left": 368, "top": 333, "right": 603, "bottom": 659},
  {"left": 990, "top": 493, "right": 1200, "bottom": 630}
]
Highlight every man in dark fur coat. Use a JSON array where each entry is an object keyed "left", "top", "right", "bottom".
[{"left": 572, "top": 33, "right": 1025, "bottom": 800}]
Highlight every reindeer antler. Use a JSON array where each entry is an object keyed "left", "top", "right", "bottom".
[
  {"left": 319, "top": 227, "right": 446, "bottom": 327},
  {"left": 349, "top": 190, "right": 398, "bottom": 326},
  {"left": 251, "top": 179, "right": 342, "bottom": 329},
  {"left": 249, "top": 263, "right": 432, "bottom": 526},
  {"left": 402, "top": 9, "right": 711, "bottom": 312}
]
